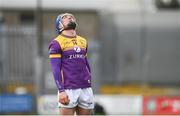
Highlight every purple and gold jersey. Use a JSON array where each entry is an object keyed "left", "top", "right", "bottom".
[{"left": 49, "top": 34, "right": 91, "bottom": 91}]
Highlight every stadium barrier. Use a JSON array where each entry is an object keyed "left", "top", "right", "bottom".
[
  {"left": 37, "top": 94, "right": 180, "bottom": 115},
  {"left": 0, "top": 94, "right": 35, "bottom": 114},
  {"left": 143, "top": 96, "right": 180, "bottom": 115},
  {"left": 37, "top": 94, "right": 142, "bottom": 115}
]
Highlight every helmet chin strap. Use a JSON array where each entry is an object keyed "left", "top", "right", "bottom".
[{"left": 59, "top": 22, "right": 75, "bottom": 34}]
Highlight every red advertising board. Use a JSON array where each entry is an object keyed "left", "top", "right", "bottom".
[{"left": 143, "top": 96, "right": 180, "bottom": 115}]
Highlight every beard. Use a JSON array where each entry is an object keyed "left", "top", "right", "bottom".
[{"left": 64, "top": 21, "right": 76, "bottom": 30}]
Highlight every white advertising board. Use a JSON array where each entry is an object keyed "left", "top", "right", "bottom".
[
  {"left": 38, "top": 94, "right": 142, "bottom": 115},
  {"left": 94, "top": 95, "right": 142, "bottom": 115},
  {"left": 38, "top": 95, "right": 59, "bottom": 115}
]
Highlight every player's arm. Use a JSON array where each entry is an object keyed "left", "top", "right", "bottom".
[
  {"left": 49, "top": 40, "right": 70, "bottom": 104},
  {"left": 50, "top": 58, "right": 70, "bottom": 104},
  {"left": 49, "top": 40, "right": 65, "bottom": 92},
  {"left": 50, "top": 58, "right": 64, "bottom": 92}
]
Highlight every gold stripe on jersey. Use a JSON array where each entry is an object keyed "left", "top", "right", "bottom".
[
  {"left": 49, "top": 54, "right": 62, "bottom": 58},
  {"left": 55, "top": 35, "right": 87, "bottom": 51}
]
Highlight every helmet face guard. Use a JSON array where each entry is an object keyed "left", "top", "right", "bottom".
[{"left": 55, "top": 13, "right": 76, "bottom": 34}]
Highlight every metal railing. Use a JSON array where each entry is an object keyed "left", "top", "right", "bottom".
[{"left": 0, "top": 25, "right": 37, "bottom": 93}]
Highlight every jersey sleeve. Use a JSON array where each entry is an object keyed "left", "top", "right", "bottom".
[
  {"left": 49, "top": 40, "right": 62, "bottom": 58},
  {"left": 49, "top": 40, "right": 64, "bottom": 92}
]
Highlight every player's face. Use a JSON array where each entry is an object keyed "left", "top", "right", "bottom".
[{"left": 62, "top": 15, "right": 76, "bottom": 29}]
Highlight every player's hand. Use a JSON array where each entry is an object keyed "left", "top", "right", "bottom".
[{"left": 59, "top": 91, "right": 70, "bottom": 105}]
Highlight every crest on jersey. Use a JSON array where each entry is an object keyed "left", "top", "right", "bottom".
[{"left": 74, "top": 46, "right": 81, "bottom": 53}]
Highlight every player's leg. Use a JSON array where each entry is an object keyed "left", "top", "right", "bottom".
[
  {"left": 58, "top": 89, "right": 81, "bottom": 115},
  {"left": 76, "top": 106, "right": 93, "bottom": 115},
  {"left": 77, "top": 87, "right": 94, "bottom": 115},
  {"left": 60, "top": 107, "right": 75, "bottom": 115}
]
